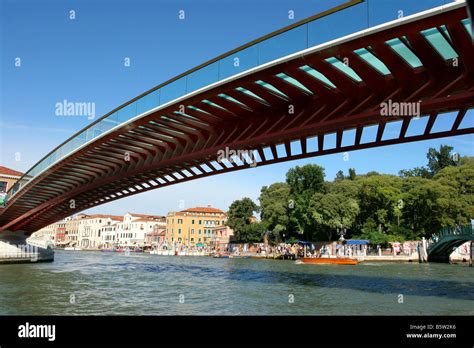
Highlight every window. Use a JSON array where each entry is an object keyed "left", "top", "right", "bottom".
[
  {"left": 178, "top": 219, "right": 183, "bottom": 224},
  {"left": 192, "top": 219, "right": 195, "bottom": 224},
  {"left": 178, "top": 229, "right": 181, "bottom": 234},
  {"left": 199, "top": 220, "right": 202, "bottom": 225},
  {"left": 0, "top": 181, "right": 8, "bottom": 192},
  {"left": 191, "top": 229, "right": 194, "bottom": 234},
  {"left": 199, "top": 230, "right": 201, "bottom": 234}
]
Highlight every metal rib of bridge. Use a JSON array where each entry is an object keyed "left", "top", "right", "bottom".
[{"left": 1, "top": 5, "right": 473, "bottom": 233}]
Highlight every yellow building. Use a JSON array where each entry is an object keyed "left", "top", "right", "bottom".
[{"left": 166, "top": 206, "right": 226, "bottom": 247}]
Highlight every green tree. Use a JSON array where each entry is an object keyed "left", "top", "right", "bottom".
[
  {"left": 427, "top": 145, "right": 458, "bottom": 176},
  {"left": 227, "top": 198, "right": 260, "bottom": 242},
  {"left": 286, "top": 164, "right": 325, "bottom": 198},
  {"left": 356, "top": 174, "right": 403, "bottom": 234},
  {"left": 400, "top": 177, "right": 468, "bottom": 237},
  {"left": 309, "top": 192, "right": 359, "bottom": 241},
  {"left": 398, "top": 167, "right": 431, "bottom": 178},
  {"left": 259, "top": 183, "right": 291, "bottom": 242},
  {"left": 335, "top": 170, "right": 345, "bottom": 181},
  {"left": 286, "top": 164, "right": 326, "bottom": 239},
  {"left": 348, "top": 168, "right": 357, "bottom": 180}
]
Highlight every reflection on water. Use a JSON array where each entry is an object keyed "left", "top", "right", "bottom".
[{"left": 0, "top": 251, "right": 473, "bottom": 315}]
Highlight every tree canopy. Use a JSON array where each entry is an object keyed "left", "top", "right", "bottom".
[{"left": 226, "top": 145, "right": 473, "bottom": 246}]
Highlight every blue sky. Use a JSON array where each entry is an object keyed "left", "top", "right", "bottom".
[{"left": 1, "top": 0, "right": 473, "bottom": 216}]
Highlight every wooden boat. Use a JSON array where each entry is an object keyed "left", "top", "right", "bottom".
[{"left": 297, "top": 257, "right": 358, "bottom": 265}]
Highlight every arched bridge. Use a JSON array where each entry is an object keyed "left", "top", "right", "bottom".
[
  {"left": 428, "top": 225, "right": 474, "bottom": 262},
  {"left": 1, "top": 0, "right": 473, "bottom": 234}
]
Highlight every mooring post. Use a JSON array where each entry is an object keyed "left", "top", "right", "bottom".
[{"left": 469, "top": 241, "right": 472, "bottom": 267}]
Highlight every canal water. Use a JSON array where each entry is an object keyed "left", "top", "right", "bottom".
[{"left": 0, "top": 250, "right": 473, "bottom": 315}]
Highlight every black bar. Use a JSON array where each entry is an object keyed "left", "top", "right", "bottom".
[{"left": 0, "top": 316, "right": 472, "bottom": 347}]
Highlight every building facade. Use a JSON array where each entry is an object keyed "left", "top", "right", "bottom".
[
  {"left": 115, "top": 213, "right": 166, "bottom": 247},
  {"left": 166, "top": 206, "right": 227, "bottom": 248},
  {"left": 78, "top": 214, "right": 123, "bottom": 249},
  {"left": 210, "top": 225, "right": 234, "bottom": 251}
]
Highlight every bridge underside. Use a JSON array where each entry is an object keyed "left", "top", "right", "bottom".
[
  {"left": 1, "top": 5, "right": 473, "bottom": 233},
  {"left": 428, "top": 237, "right": 474, "bottom": 263}
]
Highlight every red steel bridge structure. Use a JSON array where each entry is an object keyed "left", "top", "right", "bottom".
[{"left": 1, "top": 0, "right": 473, "bottom": 235}]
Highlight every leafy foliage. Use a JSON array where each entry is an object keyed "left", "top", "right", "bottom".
[{"left": 226, "top": 145, "right": 472, "bottom": 245}]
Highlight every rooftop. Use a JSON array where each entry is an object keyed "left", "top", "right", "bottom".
[
  {"left": 81, "top": 214, "right": 123, "bottom": 221},
  {"left": 128, "top": 213, "right": 166, "bottom": 220},
  {"left": 182, "top": 206, "right": 226, "bottom": 214},
  {"left": 0, "top": 166, "right": 23, "bottom": 177}
]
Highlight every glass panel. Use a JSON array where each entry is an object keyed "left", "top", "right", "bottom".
[
  {"left": 323, "top": 133, "right": 337, "bottom": 150},
  {"left": 368, "top": 0, "right": 448, "bottom": 27},
  {"left": 219, "top": 45, "right": 259, "bottom": 80},
  {"left": 117, "top": 102, "right": 137, "bottom": 123},
  {"left": 290, "top": 140, "right": 302, "bottom": 155},
  {"left": 308, "top": 1, "right": 368, "bottom": 47},
  {"left": 325, "top": 57, "right": 362, "bottom": 82},
  {"left": 341, "top": 129, "right": 356, "bottom": 147},
  {"left": 307, "top": 136, "right": 318, "bottom": 152},
  {"left": 235, "top": 87, "right": 268, "bottom": 103},
  {"left": 360, "top": 124, "right": 378, "bottom": 144},
  {"left": 299, "top": 65, "right": 336, "bottom": 88},
  {"left": 421, "top": 27, "right": 458, "bottom": 60},
  {"left": 381, "top": 120, "right": 403, "bottom": 141},
  {"left": 262, "top": 147, "right": 274, "bottom": 161},
  {"left": 202, "top": 99, "right": 228, "bottom": 111},
  {"left": 218, "top": 93, "right": 247, "bottom": 107},
  {"left": 439, "top": 25, "right": 452, "bottom": 41},
  {"left": 461, "top": 18, "right": 472, "bottom": 37},
  {"left": 430, "top": 111, "right": 457, "bottom": 133},
  {"left": 186, "top": 62, "right": 219, "bottom": 94},
  {"left": 386, "top": 38, "right": 423, "bottom": 68},
  {"left": 259, "top": 25, "right": 307, "bottom": 64},
  {"left": 255, "top": 80, "right": 288, "bottom": 98},
  {"left": 91, "top": 124, "right": 102, "bottom": 138},
  {"left": 458, "top": 108, "right": 474, "bottom": 129},
  {"left": 354, "top": 47, "right": 391, "bottom": 75},
  {"left": 274, "top": 144, "right": 285, "bottom": 158},
  {"left": 137, "top": 89, "right": 160, "bottom": 115},
  {"left": 275, "top": 73, "right": 313, "bottom": 94},
  {"left": 100, "top": 117, "right": 120, "bottom": 133},
  {"left": 160, "top": 77, "right": 186, "bottom": 105},
  {"left": 405, "top": 116, "right": 429, "bottom": 137},
  {"left": 187, "top": 105, "right": 212, "bottom": 115}
]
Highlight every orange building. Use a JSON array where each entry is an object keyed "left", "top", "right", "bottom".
[{"left": 166, "top": 206, "right": 227, "bottom": 247}]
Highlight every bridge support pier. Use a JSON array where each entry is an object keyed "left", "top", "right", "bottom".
[{"left": 0, "top": 230, "right": 54, "bottom": 264}]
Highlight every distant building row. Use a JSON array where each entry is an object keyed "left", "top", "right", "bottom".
[{"left": 33, "top": 206, "right": 233, "bottom": 250}]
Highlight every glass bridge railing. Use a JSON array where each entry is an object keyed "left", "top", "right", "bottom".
[{"left": 8, "top": 0, "right": 460, "bottom": 199}]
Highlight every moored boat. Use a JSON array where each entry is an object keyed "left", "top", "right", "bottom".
[{"left": 296, "top": 257, "right": 358, "bottom": 265}]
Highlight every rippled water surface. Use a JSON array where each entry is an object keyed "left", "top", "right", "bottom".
[{"left": 0, "top": 251, "right": 473, "bottom": 315}]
